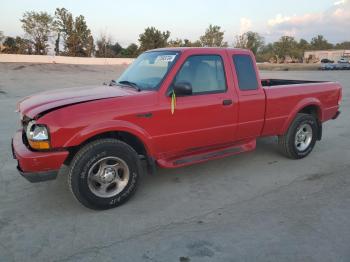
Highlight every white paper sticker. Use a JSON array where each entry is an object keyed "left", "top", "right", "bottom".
[{"left": 155, "top": 55, "right": 176, "bottom": 63}]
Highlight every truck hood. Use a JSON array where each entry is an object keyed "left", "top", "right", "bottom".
[{"left": 18, "top": 85, "right": 134, "bottom": 118}]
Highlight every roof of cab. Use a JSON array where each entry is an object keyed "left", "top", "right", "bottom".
[{"left": 146, "top": 47, "right": 250, "bottom": 53}]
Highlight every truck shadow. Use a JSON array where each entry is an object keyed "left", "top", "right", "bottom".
[{"left": 21, "top": 136, "right": 284, "bottom": 212}]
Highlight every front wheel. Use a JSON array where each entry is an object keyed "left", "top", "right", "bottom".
[
  {"left": 278, "top": 113, "right": 319, "bottom": 159},
  {"left": 68, "top": 139, "right": 141, "bottom": 210}
]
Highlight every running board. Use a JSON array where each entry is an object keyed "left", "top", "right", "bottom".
[{"left": 157, "top": 139, "right": 256, "bottom": 168}]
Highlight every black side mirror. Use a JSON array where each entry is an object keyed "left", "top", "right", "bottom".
[
  {"left": 103, "top": 80, "right": 117, "bottom": 86},
  {"left": 109, "top": 80, "right": 117, "bottom": 86},
  {"left": 171, "top": 81, "right": 192, "bottom": 96}
]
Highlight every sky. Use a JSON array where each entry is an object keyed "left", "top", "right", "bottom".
[{"left": 1, "top": 0, "right": 349, "bottom": 46}]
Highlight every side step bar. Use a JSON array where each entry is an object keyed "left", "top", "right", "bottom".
[
  {"left": 173, "top": 146, "right": 242, "bottom": 166},
  {"left": 157, "top": 139, "right": 256, "bottom": 168}
]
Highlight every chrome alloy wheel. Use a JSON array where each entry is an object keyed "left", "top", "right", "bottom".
[
  {"left": 87, "top": 156, "right": 130, "bottom": 198},
  {"left": 295, "top": 123, "right": 313, "bottom": 151}
]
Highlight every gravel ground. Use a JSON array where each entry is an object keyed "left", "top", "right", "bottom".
[{"left": 0, "top": 63, "right": 349, "bottom": 262}]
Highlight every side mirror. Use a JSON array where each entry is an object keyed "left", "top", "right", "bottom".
[
  {"left": 103, "top": 80, "right": 117, "bottom": 86},
  {"left": 109, "top": 80, "right": 117, "bottom": 86},
  {"left": 171, "top": 81, "right": 192, "bottom": 96}
]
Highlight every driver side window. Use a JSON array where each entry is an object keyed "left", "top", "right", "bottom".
[{"left": 174, "top": 55, "right": 226, "bottom": 95}]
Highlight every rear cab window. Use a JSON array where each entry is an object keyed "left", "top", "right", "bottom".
[{"left": 233, "top": 54, "right": 259, "bottom": 91}]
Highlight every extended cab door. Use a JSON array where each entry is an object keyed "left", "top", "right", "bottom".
[
  {"left": 154, "top": 50, "right": 239, "bottom": 157},
  {"left": 228, "top": 51, "right": 265, "bottom": 140}
]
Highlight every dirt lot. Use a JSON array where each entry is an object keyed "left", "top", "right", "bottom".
[{"left": 0, "top": 63, "right": 349, "bottom": 262}]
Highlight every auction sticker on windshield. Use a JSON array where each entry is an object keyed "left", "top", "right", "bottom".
[{"left": 155, "top": 55, "right": 177, "bottom": 63}]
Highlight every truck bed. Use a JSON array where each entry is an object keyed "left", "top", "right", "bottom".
[{"left": 261, "top": 79, "right": 341, "bottom": 137}]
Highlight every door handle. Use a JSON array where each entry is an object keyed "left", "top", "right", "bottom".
[{"left": 222, "top": 99, "right": 233, "bottom": 106}]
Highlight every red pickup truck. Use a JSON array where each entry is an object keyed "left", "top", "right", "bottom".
[{"left": 12, "top": 48, "right": 342, "bottom": 209}]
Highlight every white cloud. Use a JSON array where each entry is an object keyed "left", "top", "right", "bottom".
[
  {"left": 266, "top": 0, "right": 350, "bottom": 42},
  {"left": 240, "top": 18, "right": 252, "bottom": 34},
  {"left": 334, "top": 0, "right": 347, "bottom": 6},
  {"left": 268, "top": 14, "right": 292, "bottom": 27}
]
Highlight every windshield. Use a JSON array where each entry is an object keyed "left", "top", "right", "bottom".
[{"left": 117, "top": 51, "right": 179, "bottom": 90}]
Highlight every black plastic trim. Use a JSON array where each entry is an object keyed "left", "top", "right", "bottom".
[
  {"left": 332, "top": 110, "right": 341, "bottom": 120},
  {"left": 17, "top": 166, "right": 58, "bottom": 183},
  {"left": 261, "top": 79, "right": 326, "bottom": 87},
  {"left": 11, "top": 139, "right": 16, "bottom": 159},
  {"left": 317, "top": 122, "right": 323, "bottom": 141},
  {"left": 146, "top": 156, "right": 157, "bottom": 175}
]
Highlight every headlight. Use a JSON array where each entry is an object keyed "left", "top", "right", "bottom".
[{"left": 26, "top": 121, "right": 50, "bottom": 150}]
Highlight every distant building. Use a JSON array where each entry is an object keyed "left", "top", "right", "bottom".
[{"left": 304, "top": 50, "right": 350, "bottom": 63}]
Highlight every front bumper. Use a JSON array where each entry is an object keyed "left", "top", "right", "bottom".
[
  {"left": 17, "top": 166, "right": 58, "bottom": 183},
  {"left": 12, "top": 130, "right": 69, "bottom": 183}
]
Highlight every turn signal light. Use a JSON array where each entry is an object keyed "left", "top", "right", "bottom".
[{"left": 28, "top": 140, "right": 50, "bottom": 150}]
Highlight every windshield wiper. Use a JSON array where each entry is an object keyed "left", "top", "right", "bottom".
[{"left": 118, "top": 80, "right": 141, "bottom": 91}]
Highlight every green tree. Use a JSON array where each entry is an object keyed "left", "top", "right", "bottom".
[
  {"left": 124, "top": 43, "right": 139, "bottom": 57},
  {"left": 120, "top": 43, "right": 139, "bottom": 58},
  {"left": 86, "top": 35, "right": 95, "bottom": 57},
  {"left": 15, "top": 36, "right": 33, "bottom": 54},
  {"left": 257, "top": 43, "right": 277, "bottom": 63},
  {"left": 168, "top": 38, "right": 184, "bottom": 47},
  {"left": 335, "top": 41, "right": 350, "bottom": 49},
  {"left": 95, "top": 34, "right": 112, "bottom": 57},
  {"left": 168, "top": 38, "right": 202, "bottom": 47},
  {"left": 184, "top": 39, "right": 201, "bottom": 47},
  {"left": 95, "top": 34, "right": 123, "bottom": 58},
  {"left": 111, "top": 42, "right": 123, "bottom": 56},
  {"left": 20, "top": 11, "right": 53, "bottom": 55},
  {"left": 138, "top": 27, "right": 170, "bottom": 51},
  {"left": 2, "top": 37, "right": 18, "bottom": 53},
  {"left": 234, "top": 31, "right": 264, "bottom": 55},
  {"left": 1, "top": 36, "right": 32, "bottom": 54},
  {"left": 298, "top": 39, "right": 310, "bottom": 51},
  {"left": 0, "top": 31, "right": 4, "bottom": 52},
  {"left": 54, "top": 8, "right": 94, "bottom": 57},
  {"left": 310, "top": 35, "right": 333, "bottom": 50},
  {"left": 185, "top": 39, "right": 202, "bottom": 47},
  {"left": 0, "top": 31, "right": 4, "bottom": 43},
  {"left": 296, "top": 39, "right": 311, "bottom": 62},
  {"left": 273, "top": 36, "right": 300, "bottom": 62},
  {"left": 53, "top": 8, "right": 73, "bottom": 55},
  {"left": 200, "top": 25, "right": 227, "bottom": 47}
]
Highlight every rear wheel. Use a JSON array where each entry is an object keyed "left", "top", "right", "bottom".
[
  {"left": 278, "top": 113, "right": 318, "bottom": 159},
  {"left": 68, "top": 139, "right": 141, "bottom": 210}
]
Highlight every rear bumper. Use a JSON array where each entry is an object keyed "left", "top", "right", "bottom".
[
  {"left": 332, "top": 110, "right": 341, "bottom": 120},
  {"left": 12, "top": 130, "right": 69, "bottom": 183}
]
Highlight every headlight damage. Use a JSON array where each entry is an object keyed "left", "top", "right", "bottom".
[{"left": 26, "top": 120, "right": 50, "bottom": 150}]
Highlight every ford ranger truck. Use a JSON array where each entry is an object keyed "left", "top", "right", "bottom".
[{"left": 12, "top": 48, "right": 342, "bottom": 210}]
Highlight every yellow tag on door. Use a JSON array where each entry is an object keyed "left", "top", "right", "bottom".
[{"left": 171, "top": 90, "right": 176, "bottom": 115}]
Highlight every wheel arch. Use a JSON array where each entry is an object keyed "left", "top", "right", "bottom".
[
  {"left": 63, "top": 120, "right": 154, "bottom": 165},
  {"left": 280, "top": 98, "right": 323, "bottom": 135}
]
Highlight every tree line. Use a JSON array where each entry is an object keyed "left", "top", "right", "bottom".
[{"left": 0, "top": 8, "right": 349, "bottom": 62}]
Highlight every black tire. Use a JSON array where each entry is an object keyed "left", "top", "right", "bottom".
[
  {"left": 68, "top": 138, "right": 141, "bottom": 210},
  {"left": 278, "top": 113, "right": 318, "bottom": 159}
]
